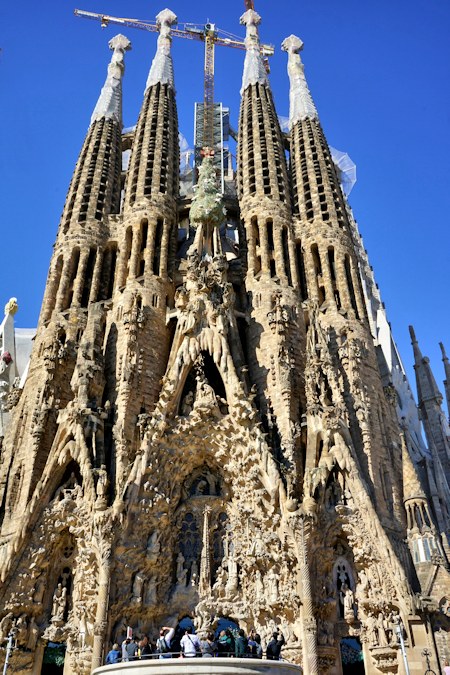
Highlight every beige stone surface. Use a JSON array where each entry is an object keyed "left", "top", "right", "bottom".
[{"left": 0, "top": 8, "right": 448, "bottom": 675}]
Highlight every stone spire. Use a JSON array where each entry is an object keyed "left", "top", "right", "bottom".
[
  {"left": 123, "top": 7, "right": 179, "bottom": 210},
  {"left": 91, "top": 34, "right": 131, "bottom": 126},
  {"left": 409, "top": 326, "right": 443, "bottom": 405},
  {"left": 401, "top": 432, "right": 425, "bottom": 502},
  {"left": 281, "top": 35, "right": 318, "bottom": 128},
  {"left": 440, "top": 342, "right": 450, "bottom": 420},
  {"left": 145, "top": 9, "right": 177, "bottom": 91},
  {"left": 409, "top": 325, "right": 450, "bottom": 488},
  {"left": 240, "top": 9, "right": 269, "bottom": 94}
]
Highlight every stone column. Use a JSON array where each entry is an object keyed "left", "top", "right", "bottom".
[
  {"left": 128, "top": 224, "right": 141, "bottom": 280},
  {"left": 296, "top": 516, "right": 319, "bottom": 675},
  {"left": 260, "top": 219, "right": 270, "bottom": 275},
  {"left": 91, "top": 547, "right": 111, "bottom": 671},
  {"left": 288, "top": 238, "right": 299, "bottom": 288},
  {"left": 73, "top": 249, "right": 90, "bottom": 306},
  {"left": 89, "top": 250, "right": 104, "bottom": 303},
  {"left": 274, "top": 226, "right": 287, "bottom": 283},
  {"left": 55, "top": 257, "right": 73, "bottom": 312}
]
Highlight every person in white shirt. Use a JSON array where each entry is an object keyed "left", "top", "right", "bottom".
[
  {"left": 157, "top": 626, "right": 175, "bottom": 659},
  {"left": 180, "top": 629, "right": 201, "bottom": 657}
]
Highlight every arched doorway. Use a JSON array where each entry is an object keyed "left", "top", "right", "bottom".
[
  {"left": 41, "top": 642, "right": 66, "bottom": 675},
  {"left": 340, "top": 637, "right": 365, "bottom": 674}
]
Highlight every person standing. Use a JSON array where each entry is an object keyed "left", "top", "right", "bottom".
[
  {"left": 138, "top": 635, "right": 152, "bottom": 659},
  {"left": 121, "top": 638, "right": 130, "bottom": 662},
  {"left": 235, "top": 629, "right": 248, "bottom": 658},
  {"left": 180, "top": 629, "right": 201, "bottom": 657},
  {"left": 105, "top": 643, "right": 121, "bottom": 664},
  {"left": 126, "top": 636, "right": 138, "bottom": 661},
  {"left": 266, "top": 631, "right": 285, "bottom": 660},
  {"left": 157, "top": 625, "right": 175, "bottom": 659},
  {"left": 200, "top": 632, "right": 217, "bottom": 657}
]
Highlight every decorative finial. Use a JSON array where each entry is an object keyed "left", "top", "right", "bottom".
[
  {"left": 282, "top": 34, "right": 318, "bottom": 128},
  {"left": 146, "top": 9, "right": 177, "bottom": 91},
  {"left": 4, "top": 298, "right": 18, "bottom": 317},
  {"left": 91, "top": 34, "right": 131, "bottom": 126},
  {"left": 408, "top": 325, "right": 417, "bottom": 344},
  {"left": 240, "top": 9, "right": 268, "bottom": 95},
  {"left": 440, "top": 342, "right": 448, "bottom": 360}
]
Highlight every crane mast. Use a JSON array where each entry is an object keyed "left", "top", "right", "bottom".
[{"left": 74, "top": 8, "right": 273, "bottom": 183}]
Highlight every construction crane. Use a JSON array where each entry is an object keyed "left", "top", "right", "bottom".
[{"left": 74, "top": 9, "right": 274, "bottom": 157}]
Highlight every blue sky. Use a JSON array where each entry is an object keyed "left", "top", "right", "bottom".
[{"left": 1, "top": 0, "right": 449, "bottom": 398}]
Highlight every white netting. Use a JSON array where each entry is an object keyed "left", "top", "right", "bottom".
[
  {"left": 179, "top": 132, "right": 193, "bottom": 174},
  {"left": 330, "top": 146, "right": 357, "bottom": 196}
]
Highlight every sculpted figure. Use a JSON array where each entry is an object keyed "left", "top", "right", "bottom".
[
  {"left": 146, "top": 531, "right": 161, "bottom": 559},
  {"left": 180, "top": 390, "right": 194, "bottom": 416},
  {"left": 15, "top": 614, "right": 28, "bottom": 646},
  {"left": 268, "top": 568, "right": 279, "bottom": 604},
  {"left": 357, "top": 569, "right": 370, "bottom": 602},
  {"left": 132, "top": 571, "right": 145, "bottom": 603},
  {"left": 377, "top": 612, "right": 389, "bottom": 647},
  {"left": 27, "top": 618, "right": 40, "bottom": 651},
  {"left": 226, "top": 555, "right": 238, "bottom": 593},
  {"left": 95, "top": 465, "right": 109, "bottom": 500},
  {"left": 51, "top": 583, "right": 67, "bottom": 623},
  {"left": 340, "top": 583, "right": 355, "bottom": 622},
  {"left": 33, "top": 577, "right": 45, "bottom": 604},
  {"left": 176, "top": 552, "right": 187, "bottom": 586},
  {"left": 0, "top": 613, "right": 14, "bottom": 643},
  {"left": 365, "top": 611, "right": 378, "bottom": 646}
]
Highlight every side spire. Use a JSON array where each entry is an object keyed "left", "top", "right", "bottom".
[
  {"left": 240, "top": 9, "right": 269, "bottom": 94},
  {"left": 440, "top": 342, "right": 450, "bottom": 420},
  {"left": 91, "top": 34, "right": 131, "bottom": 126},
  {"left": 146, "top": 9, "right": 177, "bottom": 91},
  {"left": 409, "top": 325, "right": 443, "bottom": 404},
  {"left": 281, "top": 35, "right": 318, "bottom": 128}
]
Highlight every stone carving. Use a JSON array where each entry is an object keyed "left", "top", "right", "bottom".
[
  {"left": 0, "top": 10, "right": 447, "bottom": 674},
  {"left": 51, "top": 583, "right": 67, "bottom": 624}
]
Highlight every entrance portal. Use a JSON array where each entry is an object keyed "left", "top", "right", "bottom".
[
  {"left": 42, "top": 642, "right": 66, "bottom": 675},
  {"left": 340, "top": 637, "right": 365, "bottom": 675}
]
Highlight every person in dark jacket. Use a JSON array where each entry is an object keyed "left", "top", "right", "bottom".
[
  {"left": 105, "top": 643, "right": 121, "bottom": 664},
  {"left": 266, "top": 631, "right": 285, "bottom": 660},
  {"left": 138, "top": 635, "right": 152, "bottom": 659},
  {"left": 217, "top": 629, "right": 234, "bottom": 656},
  {"left": 235, "top": 628, "right": 248, "bottom": 657}
]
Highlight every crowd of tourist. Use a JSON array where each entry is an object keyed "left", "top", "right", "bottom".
[{"left": 105, "top": 626, "right": 285, "bottom": 664}]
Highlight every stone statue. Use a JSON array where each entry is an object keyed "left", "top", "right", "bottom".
[
  {"left": 33, "top": 577, "right": 45, "bottom": 604},
  {"left": 268, "top": 568, "right": 279, "bottom": 604},
  {"left": 15, "top": 614, "right": 28, "bottom": 646},
  {"left": 0, "top": 613, "right": 14, "bottom": 643},
  {"left": 27, "top": 618, "right": 40, "bottom": 651},
  {"left": 131, "top": 571, "right": 145, "bottom": 603},
  {"left": 365, "top": 611, "right": 378, "bottom": 646},
  {"left": 341, "top": 583, "right": 355, "bottom": 622},
  {"left": 180, "top": 390, "right": 194, "bottom": 416},
  {"left": 176, "top": 552, "right": 187, "bottom": 586},
  {"left": 146, "top": 531, "right": 161, "bottom": 560},
  {"left": 51, "top": 583, "right": 67, "bottom": 623},
  {"left": 226, "top": 555, "right": 238, "bottom": 594},
  {"left": 94, "top": 465, "right": 109, "bottom": 510},
  {"left": 377, "top": 612, "right": 389, "bottom": 647},
  {"left": 4, "top": 298, "right": 18, "bottom": 316}
]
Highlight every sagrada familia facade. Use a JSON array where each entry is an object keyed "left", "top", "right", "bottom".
[{"left": 0, "top": 6, "right": 449, "bottom": 675}]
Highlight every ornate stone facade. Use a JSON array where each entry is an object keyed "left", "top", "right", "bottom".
[{"left": 0, "top": 7, "right": 449, "bottom": 675}]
